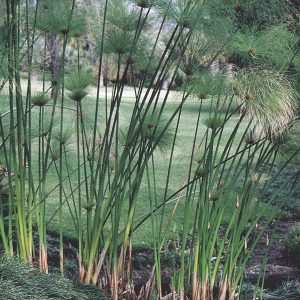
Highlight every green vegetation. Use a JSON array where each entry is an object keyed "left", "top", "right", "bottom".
[
  {"left": 0, "top": 257, "right": 108, "bottom": 299},
  {"left": 241, "top": 281, "right": 300, "bottom": 300},
  {"left": 0, "top": 0, "right": 299, "bottom": 299},
  {"left": 283, "top": 226, "right": 300, "bottom": 267}
]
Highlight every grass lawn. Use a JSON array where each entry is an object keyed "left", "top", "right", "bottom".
[{"left": 0, "top": 79, "right": 285, "bottom": 248}]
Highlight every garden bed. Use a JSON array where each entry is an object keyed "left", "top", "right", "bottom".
[{"left": 42, "top": 219, "right": 300, "bottom": 297}]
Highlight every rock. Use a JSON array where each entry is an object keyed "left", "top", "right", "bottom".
[{"left": 246, "top": 264, "right": 300, "bottom": 290}]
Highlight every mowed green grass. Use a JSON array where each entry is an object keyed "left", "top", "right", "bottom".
[{"left": 0, "top": 80, "right": 278, "bottom": 248}]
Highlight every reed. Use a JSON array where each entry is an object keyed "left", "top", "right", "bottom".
[{"left": 0, "top": 1, "right": 299, "bottom": 299}]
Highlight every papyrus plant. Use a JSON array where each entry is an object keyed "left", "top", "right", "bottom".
[{"left": 0, "top": 0, "right": 299, "bottom": 300}]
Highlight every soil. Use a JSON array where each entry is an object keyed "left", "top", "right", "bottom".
[
  {"left": 245, "top": 219, "right": 300, "bottom": 290},
  {"left": 250, "top": 219, "right": 300, "bottom": 267},
  {"left": 44, "top": 219, "right": 300, "bottom": 295}
]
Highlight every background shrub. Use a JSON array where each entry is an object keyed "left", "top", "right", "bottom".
[{"left": 283, "top": 226, "right": 300, "bottom": 267}]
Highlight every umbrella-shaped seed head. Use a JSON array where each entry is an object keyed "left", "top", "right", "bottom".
[
  {"left": 60, "top": 27, "right": 69, "bottom": 35},
  {"left": 195, "top": 168, "right": 205, "bottom": 178},
  {"left": 82, "top": 202, "right": 96, "bottom": 211},
  {"left": 233, "top": 67, "right": 297, "bottom": 135},
  {"left": 209, "top": 192, "right": 218, "bottom": 202},
  {"left": 191, "top": 73, "right": 228, "bottom": 100},
  {"left": 183, "top": 65, "right": 194, "bottom": 77},
  {"left": 140, "top": 111, "right": 174, "bottom": 152},
  {"left": 244, "top": 132, "right": 257, "bottom": 145},
  {"left": 234, "top": 3, "right": 242, "bottom": 13},
  {"left": 203, "top": 115, "right": 224, "bottom": 130},
  {"left": 198, "top": 92, "right": 208, "bottom": 100},
  {"left": 37, "top": 0, "right": 86, "bottom": 36},
  {"left": 107, "top": 1, "right": 142, "bottom": 32},
  {"left": 53, "top": 128, "right": 73, "bottom": 146},
  {"left": 244, "top": 94, "right": 252, "bottom": 101},
  {"left": 68, "top": 90, "right": 88, "bottom": 102},
  {"left": 39, "top": 131, "right": 49, "bottom": 138},
  {"left": 158, "top": 0, "right": 204, "bottom": 30},
  {"left": 32, "top": 93, "right": 49, "bottom": 107},
  {"left": 51, "top": 152, "right": 59, "bottom": 161},
  {"left": 136, "top": 0, "right": 151, "bottom": 8},
  {"left": 103, "top": 28, "right": 136, "bottom": 55},
  {"left": 50, "top": 141, "right": 61, "bottom": 161},
  {"left": 147, "top": 123, "right": 155, "bottom": 129},
  {"left": 181, "top": 17, "right": 191, "bottom": 29},
  {"left": 65, "top": 72, "right": 92, "bottom": 102},
  {"left": 126, "top": 56, "right": 135, "bottom": 65}
]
